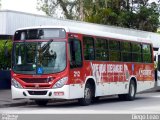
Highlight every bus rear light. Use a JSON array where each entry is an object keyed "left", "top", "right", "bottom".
[{"left": 54, "top": 92, "right": 64, "bottom": 96}]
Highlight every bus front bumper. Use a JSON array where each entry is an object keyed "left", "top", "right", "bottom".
[{"left": 11, "top": 85, "right": 70, "bottom": 100}]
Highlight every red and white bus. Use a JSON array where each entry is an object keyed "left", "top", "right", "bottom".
[{"left": 11, "top": 25, "right": 155, "bottom": 106}]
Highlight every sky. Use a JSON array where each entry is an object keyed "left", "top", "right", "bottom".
[
  {"left": 1, "top": 0, "right": 45, "bottom": 15},
  {"left": 1, "top": 0, "right": 159, "bottom": 16}
]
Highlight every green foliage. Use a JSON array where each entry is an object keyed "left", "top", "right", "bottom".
[
  {"left": 37, "top": 0, "right": 79, "bottom": 19},
  {"left": 158, "top": 31, "right": 160, "bottom": 34},
  {"left": 84, "top": 0, "right": 160, "bottom": 32},
  {"left": 0, "top": 40, "right": 12, "bottom": 70},
  {"left": 37, "top": 0, "right": 160, "bottom": 32}
]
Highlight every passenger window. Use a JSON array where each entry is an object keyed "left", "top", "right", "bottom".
[
  {"left": 109, "top": 40, "right": 120, "bottom": 61},
  {"left": 142, "top": 44, "right": 152, "bottom": 63},
  {"left": 121, "top": 42, "right": 131, "bottom": 62},
  {"left": 83, "top": 36, "right": 95, "bottom": 60},
  {"left": 131, "top": 43, "right": 142, "bottom": 62},
  {"left": 95, "top": 38, "right": 108, "bottom": 61},
  {"left": 109, "top": 40, "right": 120, "bottom": 50},
  {"left": 132, "top": 43, "right": 141, "bottom": 52}
]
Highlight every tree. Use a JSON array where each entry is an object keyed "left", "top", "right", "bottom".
[
  {"left": 0, "top": 40, "right": 12, "bottom": 70},
  {"left": 37, "top": 0, "right": 80, "bottom": 19},
  {"left": 134, "top": 3, "right": 159, "bottom": 31},
  {"left": 37, "top": 0, "right": 92, "bottom": 20},
  {"left": 37, "top": 0, "right": 160, "bottom": 32},
  {"left": 84, "top": 0, "right": 160, "bottom": 32},
  {"left": 84, "top": 0, "right": 133, "bottom": 26}
]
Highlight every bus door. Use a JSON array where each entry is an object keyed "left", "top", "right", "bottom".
[{"left": 68, "top": 38, "right": 84, "bottom": 93}]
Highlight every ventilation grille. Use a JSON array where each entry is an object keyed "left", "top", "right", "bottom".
[
  {"left": 21, "top": 78, "right": 53, "bottom": 83},
  {"left": 28, "top": 91, "right": 48, "bottom": 95}
]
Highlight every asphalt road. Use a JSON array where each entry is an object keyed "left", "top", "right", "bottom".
[{"left": 0, "top": 91, "right": 160, "bottom": 114}]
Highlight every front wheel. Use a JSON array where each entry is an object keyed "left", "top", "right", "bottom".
[
  {"left": 35, "top": 100, "right": 49, "bottom": 106},
  {"left": 78, "top": 83, "right": 93, "bottom": 106}
]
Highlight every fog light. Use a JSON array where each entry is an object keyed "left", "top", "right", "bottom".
[
  {"left": 23, "top": 92, "right": 27, "bottom": 96},
  {"left": 49, "top": 92, "right": 52, "bottom": 96}
]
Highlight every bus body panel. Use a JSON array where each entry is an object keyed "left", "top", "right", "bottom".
[{"left": 137, "top": 81, "right": 154, "bottom": 93}]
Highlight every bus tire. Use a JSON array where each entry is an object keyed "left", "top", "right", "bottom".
[
  {"left": 78, "top": 83, "right": 93, "bottom": 106},
  {"left": 35, "top": 100, "right": 48, "bottom": 106},
  {"left": 118, "top": 80, "right": 136, "bottom": 101}
]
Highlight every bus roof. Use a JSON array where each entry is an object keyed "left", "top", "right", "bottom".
[{"left": 16, "top": 25, "right": 152, "bottom": 44}]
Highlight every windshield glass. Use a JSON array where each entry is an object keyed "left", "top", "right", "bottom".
[{"left": 12, "top": 41, "right": 66, "bottom": 74}]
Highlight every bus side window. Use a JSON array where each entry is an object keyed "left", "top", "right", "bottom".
[
  {"left": 95, "top": 38, "right": 108, "bottom": 61},
  {"left": 121, "top": 42, "right": 132, "bottom": 62},
  {"left": 142, "top": 44, "right": 152, "bottom": 63},
  {"left": 69, "top": 39, "right": 82, "bottom": 68},
  {"left": 109, "top": 40, "right": 121, "bottom": 61},
  {"left": 83, "top": 36, "right": 95, "bottom": 60},
  {"left": 131, "top": 43, "right": 142, "bottom": 62}
]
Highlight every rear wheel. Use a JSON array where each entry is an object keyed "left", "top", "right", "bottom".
[
  {"left": 78, "top": 83, "right": 93, "bottom": 106},
  {"left": 118, "top": 80, "right": 136, "bottom": 101},
  {"left": 35, "top": 100, "right": 48, "bottom": 106}
]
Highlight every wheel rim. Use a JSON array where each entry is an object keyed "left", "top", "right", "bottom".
[{"left": 130, "top": 83, "right": 135, "bottom": 97}]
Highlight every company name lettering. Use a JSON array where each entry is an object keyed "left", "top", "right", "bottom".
[
  {"left": 107, "top": 64, "right": 123, "bottom": 73},
  {"left": 91, "top": 63, "right": 124, "bottom": 73},
  {"left": 139, "top": 69, "right": 152, "bottom": 76}
]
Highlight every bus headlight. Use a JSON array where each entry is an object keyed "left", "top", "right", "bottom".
[
  {"left": 11, "top": 78, "right": 23, "bottom": 89},
  {"left": 53, "top": 77, "right": 68, "bottom": 89}
]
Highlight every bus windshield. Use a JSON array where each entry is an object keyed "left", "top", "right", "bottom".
[{"left": 12, "top": 41, "right": 66, "bottom": 74}]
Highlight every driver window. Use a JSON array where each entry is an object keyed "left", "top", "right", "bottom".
[{"left": 69, "top": 38, "right": 82, "bottom": 68}]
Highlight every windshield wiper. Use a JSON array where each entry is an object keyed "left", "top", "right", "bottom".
[{"left": 41, "top": 39, "right": 53, "bottom": 54}]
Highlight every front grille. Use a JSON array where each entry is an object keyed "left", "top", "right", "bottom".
[
  {"left": 21, "top": 78, "right": 53, "bottom": 83},
  {"left": 24, "top": 84, "right": 51, "bottom": 89},
  {"left": 28, "top": 91, "right": 48, "bottom": 95}
]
